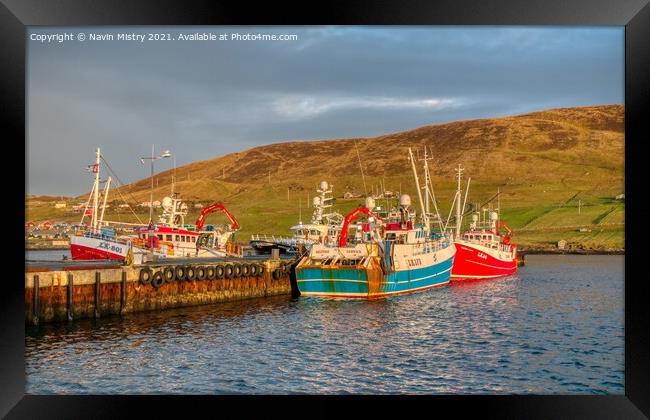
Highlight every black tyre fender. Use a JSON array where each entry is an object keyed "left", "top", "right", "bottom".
[
  {"left": 186, "top": 265, "right": 197, "bottom": 281},
  {"left": 175, "top": 265, "right": 187, "bottom": 281},
  {"left": 206, "top": 265, "right": 216, "bottom": 280},
  {"left": 272, "top": 268, "right": 282, "bottom": 280},
  {"left": 216, "top": 265, "right": 225, "bottom": 279},
  {"left": 224, "top": 264, "right": 233, "bottom": 279},
  {"left": 139, "top": 268, "right": 153, "bottom": 285},
  {"left": 151, "top": 271, "right": 165, "bottom": 289},
  {"left": 241, "top": 263, "right": 250, "bottom": 277},
  {"left": 232, "top": 263, "right": 242, "bottom": 278},
  {"left": 249, "top": 264, "right": 258, "bottom": 277},
  {"left": 163, "top": 266, "right": 175, "bottom": 282},
  {"left": 257, "top": 264, "right": 265, "bottom": 276},
  {"left": 196, "top": 266, "right": 207, "bottom": 280}
]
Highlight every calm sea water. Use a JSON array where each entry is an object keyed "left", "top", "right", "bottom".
[
  {"left": 25, "top": 254, "right": 624, "bottom": 394},
  {"left": 25, "top": 249, "right": 71, "bottom": 261}
]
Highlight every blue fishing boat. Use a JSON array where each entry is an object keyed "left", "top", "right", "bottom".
[{"left": 295, "top": 148, "right": 456, "bottom": 298}]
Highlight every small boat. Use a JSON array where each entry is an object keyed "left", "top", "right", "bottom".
[
  {"left": 250, "top": 181, "right": 343, "bottom": 255},
  {"left": 449, "top": 166, "right": 518, "bottom": 280},
  {"left": 295, "top": 148, "right": 456, "bottom": 298}
]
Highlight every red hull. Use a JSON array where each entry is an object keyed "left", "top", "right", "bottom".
[
  {"left": 70, "top": 244, "right": 124, "bottom": 261},
  {"left": 451, "top": 242, "right": 517, "bottom": 279}
]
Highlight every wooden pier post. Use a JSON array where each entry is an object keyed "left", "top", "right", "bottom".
[
  {"left": 32, "top": 275, "right": 39, "bottom": 326},
  {"left": 94, "top": 272, "right": 101, "bottom": 319},
  {"left": 67, "top": 273, "right": 74, "bottom": 321},
  {"left": 120, "top": 271, "right": 127, "bottom": 315}
]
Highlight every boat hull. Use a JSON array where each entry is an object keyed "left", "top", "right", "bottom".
[
  {"left": 296, "top": 245, "right": 455, "bottom": 298},
  {"left": 69, "top": 235, "right": 129, "bottom": 261},
  {"left": 249, "top": 240, "right": 295, "bottom": 254},
  {"left": 451, "top": 241, "right": 517, "bottom": 279}
]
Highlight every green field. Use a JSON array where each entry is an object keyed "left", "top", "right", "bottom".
[{"left": 27, "top": 187, "right": 624, "bottom": 252}]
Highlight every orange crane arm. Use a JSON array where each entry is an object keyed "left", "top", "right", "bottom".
[
  {"left": 338, "top": 206, "right": 384, "bottom": 247},
  {"left": 498, "top": 220, "right": 513, "bottom": 244},
  {"left": 195, "top": 202, "right": 240, "bottom": 231}
]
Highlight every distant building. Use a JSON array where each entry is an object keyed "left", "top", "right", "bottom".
[
  {"left": 557, "top": 239, "right": 567, "bottom": 250},
  {"left": 344, "top": 191, "right": 362, "bottom": 199},
  {"left": 54, "top": 202, "right": 66, "bottom": 208},
  {"left": 615, "top": 194, "right": 625, "bottom": 200},
  {"left": 194, "top": 203, "right": 204, "bottom": 209},
  {"left": 140, "top": 201, "right": 161, "bottom": 207},
  {"left": 118, "top": 204, "right": 131, "bottom": 208}
]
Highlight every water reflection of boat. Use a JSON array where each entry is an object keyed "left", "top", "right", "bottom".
[{"left": 250, "top": 181, "right": 343, "bottom": 255}]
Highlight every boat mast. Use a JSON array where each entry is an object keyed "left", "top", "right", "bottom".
[
  {"left": 171, "top": 156, "right": 176, "bottom": 196},
  {"left": 461, "top": 176, "right": 471, "bottom": 234},
  {"left": 496, "top": 187, "right": 500, "bottom": 235},
  {"left": 421, "top": 148, "right": 431, "bottom": 217},
  {"left": 99, "top": 176, "right": 112, "bottom": 229},
  {"left": 408, "top": 147, "right": 428, "bottom": 234},
  {"left": 455, "top": 164, "right": 464, "bottom": 239},
  {"left": 354, "top": 140, "right": 368, "bottom": 196},
  {"left": 149, "top": 144, "right": 154, "bottom": 224},
  {"left": 81, "top": 182, "right": 95, "bottom": 226},
  {"left": 91, "top": 148, "right": 101, "bottom": 233}
]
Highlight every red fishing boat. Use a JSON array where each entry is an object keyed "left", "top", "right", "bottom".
[
  {"left": 70, "top": 147, "right": 241, "bottom": 262},
  {"left": 449, "top": 165, "right": 517, "bottom": 280}
]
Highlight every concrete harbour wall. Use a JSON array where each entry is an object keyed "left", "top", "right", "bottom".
[{"left": 25, "top": 260, "right": 293, "bottom": 324}]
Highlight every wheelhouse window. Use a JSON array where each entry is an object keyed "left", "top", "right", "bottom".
[
  {"left": 166, "top": 235, "right": 172, "bottom": 241},
  {"left": 191, "top": 236, "right": 196, "bottom": 243},
  {"left": 157, "top": 234, "right": 163, "bottom": 240},
  {"left": 175, "top": 235, "right": 180, "bottom": 241}
]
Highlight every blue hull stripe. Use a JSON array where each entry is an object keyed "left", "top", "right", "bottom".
[{"left": 296, "top": 256, "right": 453, "bottom": 296}]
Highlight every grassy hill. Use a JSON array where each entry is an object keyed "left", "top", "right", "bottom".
[{"left": 27, "top": 104, "right": 625, "bottom": 251}]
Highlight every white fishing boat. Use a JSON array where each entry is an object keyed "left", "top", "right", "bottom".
[{"left": 250, "top": 181, "right": 343, "bottom": 254}]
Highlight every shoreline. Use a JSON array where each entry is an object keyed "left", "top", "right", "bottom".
[
  {"left": 25, "top": 247, "right": 625, "bottom": 255},
  {"left": 518, "top": 249, "right": 624, "bottom": 255}
]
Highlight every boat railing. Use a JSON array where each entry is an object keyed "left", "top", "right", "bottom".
[{"left": 82, "top": 231, "right": 131, "bottom": 244}]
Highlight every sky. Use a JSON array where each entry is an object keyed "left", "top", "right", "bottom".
[{"left": 26, "top": 26, "right": 624, "bottom": 196}]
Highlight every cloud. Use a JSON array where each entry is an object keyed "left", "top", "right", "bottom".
[
  {"left": 27, "top": 26, "right": 623, "bottom": 195},
  {"left": 271, "top": 94, "right": 463, "bottom": 119}
]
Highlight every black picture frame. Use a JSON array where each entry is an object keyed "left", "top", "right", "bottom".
[{"left": 3, "top": 0, "right": 648, "bottom": 417}]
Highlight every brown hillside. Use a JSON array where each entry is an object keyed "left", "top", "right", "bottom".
[{"left": 105, "top": 104, "right": 623, "bottom": 205}]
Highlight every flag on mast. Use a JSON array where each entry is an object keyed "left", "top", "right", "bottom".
[{"left": 87, "top": 163, "right": 99, "bottom": 173}]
